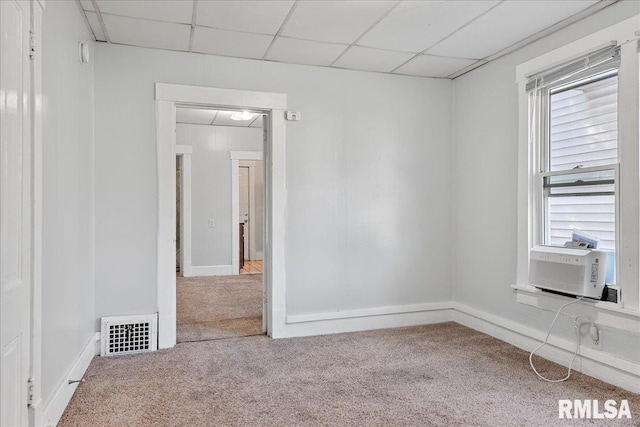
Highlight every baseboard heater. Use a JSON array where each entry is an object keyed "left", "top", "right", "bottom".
[{"left": 100, "top": 314, "right": 158, "bottom": 356}]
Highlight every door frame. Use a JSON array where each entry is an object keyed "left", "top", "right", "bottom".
[
  {"left": 175, "top": 145, "right": 192, "bottom": 277},
  {"left": 155, "top": 83, "right": 287, "bottom": 347},
  {"left": 231, "top": 151, "right": 262, "bottom": 274}
]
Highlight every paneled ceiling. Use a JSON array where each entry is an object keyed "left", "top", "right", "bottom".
[
  {"left": 77, "top": 0, "right": 613, "bottom": 79},
  {"left": 176, "top": 107, "right": 264, "bottom": 128}
]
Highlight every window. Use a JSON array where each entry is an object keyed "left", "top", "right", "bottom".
[
  {"left": 528, "top": 45, "right": 620, "bottom": 281},
  {"left": 517, "top": 19, "right": 640, "bottom": 312}
]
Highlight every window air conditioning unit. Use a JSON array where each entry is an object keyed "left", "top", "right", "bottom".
[{"left": 529, "top": 245, "right": 607, "bottom": 299}]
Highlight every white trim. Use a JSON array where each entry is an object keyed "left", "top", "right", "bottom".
[
  {"left": 176, "top": 146, "right": 192, "bottom": 277},
  {"left": 231, "top": 152, "right": 263, "bottom": 274},
  {"left": 30, "top": 1, "right": 45, "bottom": 425},
  {"left": 286, "top": 302, "right": 453, "bottom": 324},
  {"left": 254, "top": 251, "right": 263, "bottom": 261},
  {"left": 277, "top": 305, "right": 454, "bottom": 339},
  {"left": 190, "top": 265, "right": 234, "bottom": 277},
  {"left": 155, "top": 100, "right": 177, "bottom": 348},
  {"left": 230, "top": 151, "right": 262, "bottom": 161},
  {"left": 155, "top": 83, "right": 285, "bottom": 345},
  {"left": 175, "top": 144, "right": 192, "bottom": 155},
  {"left": 39, "top": 333, "right": 99, "bottom": 427},
  {"left": 155, "top": 84, "right": 287, "bottom": 110},
  {"left": 452, "top": 303, "right": 640, "bottom": 393}
]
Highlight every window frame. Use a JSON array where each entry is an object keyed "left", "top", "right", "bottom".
[
  {"left": 515, "top": 16, "right": 640, "bottom": 313},
  {"left": 533, "top": 66, "right": 621, "bottom": 273}
]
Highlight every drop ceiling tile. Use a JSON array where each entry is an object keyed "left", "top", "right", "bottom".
[
  {"left": 267, "top": 37, "right": 347, "bottom": 67},
  {"left": 197, "top": 1, "right": 294, "bottom": 35},
  {"left": 214, "top": 111, "right": 257, "bottom": 127},
  {"left": 95, "top": 0, "right": 193, "bottom": 24},
  {"left": 176, "top": 108, "right": 217, "bottom": 125},
  {"left": 427, "top": 1, "right": 599, "bottom": 59},
  {"left": 192, "top": 27, "right": 272, "bottom": 59},
  {"left": 80, "top": 0, "right": 94, "bottom": 11},
  {"left": 85, "top": 12, "right": 106, "bottom": 42},
  {"left": 394, "top": 55, "right": 478, "bottom": 78},
  {"left": 103, "top": 14, "right": 190, "bottom": 51},
  {"left": 333, "top": 46, "right": 414, "bottom": 73},
  {"left": 359, "top": 0, "right": 499, "bottom": 54},
  {"left": 281, "top": 1, "right": 395, "bottom": 44}
]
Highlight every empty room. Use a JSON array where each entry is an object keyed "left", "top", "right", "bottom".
[{"left": 1, "top": 0, "right": 639, "bottom": 426}]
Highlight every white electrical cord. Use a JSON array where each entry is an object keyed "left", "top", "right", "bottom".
[{"left": 529, "top": 296, "right": 585, "bottom": 383}]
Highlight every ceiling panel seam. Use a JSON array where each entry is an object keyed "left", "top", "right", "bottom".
[
  {"left": 90, "top": 0, "right": 110, "bottom": 43},
  {"left": 262, "top": 0, "right": 300, "bottom": 60},
  {"left": 329, "top": 0, "right": 403, "bottom": 67}
]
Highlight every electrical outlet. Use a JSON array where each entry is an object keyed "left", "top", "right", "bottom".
[
  {"left": 588, "top": 330, "right": 603, "bottom": 351},
  {"left": 208, "top": 219, "right": 215, "bottom": 228}
]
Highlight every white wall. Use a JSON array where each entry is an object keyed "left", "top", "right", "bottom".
[
  {"left": 94, "top": 44, "right": 453, "bottom": 320},
  {"left": 41, "top": 0, "right": 95, "bottom": 403},
  {"left": 176, "top": 124, "right": 262, "bottom": 268},
  {"left": 452, "top": 1, "right": 640, "bottom": 368}
]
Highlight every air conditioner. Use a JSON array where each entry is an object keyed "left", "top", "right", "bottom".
[{"left": 529, "top": 245, "right": 607, "bottom": 299}]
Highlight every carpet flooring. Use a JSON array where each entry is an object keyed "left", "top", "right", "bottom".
[
  {"left": 177, "top": 274, "right": 263, "bottom": 342},
  {"left": 58, "top": 322, "right": 638, "bottom": 427}
]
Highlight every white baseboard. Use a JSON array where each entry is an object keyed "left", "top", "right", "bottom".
[
  {"left": 452, "top": 302, "right": 640, "bottom": 393},
  {"left": 190, "top": 265, "right": 233, "bottom": 276},
  {"left": 272, "top": 302, "right": 454, "bottom": 338},
  {"left": 39, "top": 332, "right": 99, "bottom": 427}
]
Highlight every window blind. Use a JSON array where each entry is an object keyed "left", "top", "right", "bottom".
[{"left": 525, "top": 44, "right": 620, "bottom": 92}]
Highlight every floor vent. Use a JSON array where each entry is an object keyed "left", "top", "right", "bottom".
[{"left": 100, "top": 314, "right": 158, "bottom": 356}]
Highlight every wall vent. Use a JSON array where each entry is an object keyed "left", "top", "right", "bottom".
[{"left": 100, "top": 314, "right": 158, "bottom": 356}]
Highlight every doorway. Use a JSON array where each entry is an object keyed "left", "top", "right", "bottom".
[
  {"left": 173, "top": 107, "right": 266, "bottom": 343},
  {"left": 233, "top": 155, "right": 264, "bottom": 276},
  {"left": 155, "top": 83, "right": 287, "bottom": 347}
]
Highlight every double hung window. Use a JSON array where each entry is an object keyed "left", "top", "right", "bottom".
[{"left": 527, "top": 45, "right": 620, "bottom": 280}]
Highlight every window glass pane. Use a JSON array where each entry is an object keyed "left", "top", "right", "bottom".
[
  {"left": 549, "top": 74, "right": 618, "bottom": 171},
  {"left": 545, "top": 169, "right": 614, "bottom": 186},
  {"left": 547, "top": 192, "right": 615, "bottom": 251}
]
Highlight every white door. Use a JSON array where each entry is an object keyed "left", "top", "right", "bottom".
[
  {"left": 239, "top": 166, "right": 250, "bottom": 260},
  {"left": 1, "top": 0, "right": 32, "bottom": 425}
]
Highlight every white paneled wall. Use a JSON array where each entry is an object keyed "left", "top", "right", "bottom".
[
  {"left": 41, "top": 0, "right": 96, "bottom": 405},
  {"left": 93, "top": 43, "right": 453, "bottom": 321}
]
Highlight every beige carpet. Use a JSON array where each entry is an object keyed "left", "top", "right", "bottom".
[
  {"left": 177, "top": 274, "right": 263, "bottom": 342},
  {"left": 59, "top": 322, "right": 638, "bottom": 427}
]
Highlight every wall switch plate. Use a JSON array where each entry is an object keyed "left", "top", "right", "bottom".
[
  {"left": 285, "top": 111, "right": 301, "bottom": 121},
  {"left": 208, "top": 219, "right": 215, "bottom": 228}
]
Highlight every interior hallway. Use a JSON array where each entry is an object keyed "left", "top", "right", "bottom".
[{"left": 177, "top": 274, "right": 263, "bottom": 342}]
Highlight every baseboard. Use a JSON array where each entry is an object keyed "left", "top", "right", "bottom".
[
  {"left": 190, "top": 265, "right": 233, "bottom": 276},
  {"left": 40, "top": 332, "right": 100, "bottom": 427},
  {"left": 452, "top": 302, "right": 640, "bottom": 393},
  {"left": 272, "top": 302, "right": 454, "bottom": 338}
]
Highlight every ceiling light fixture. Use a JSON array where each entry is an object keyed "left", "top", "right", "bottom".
[{"left": 230, "top": 111, "right": 254, "bottom": 121}]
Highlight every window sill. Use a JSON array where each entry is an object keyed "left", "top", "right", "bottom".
[{"left": 511, "top": 284, "right": 640, "bottom": 331}]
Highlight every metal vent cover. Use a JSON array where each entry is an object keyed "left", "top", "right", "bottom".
[{"left": 101, "top": 314, "right": 158, "bottom": 356}]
